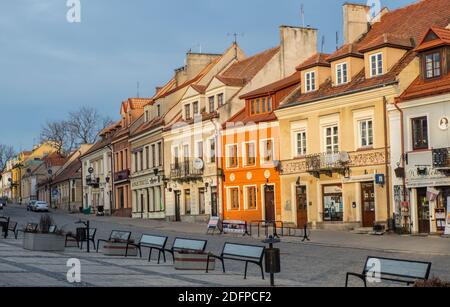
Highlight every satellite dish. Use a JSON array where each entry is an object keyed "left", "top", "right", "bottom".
[{"left": 193, "top": 158, "right": 204, "bottom": 171}]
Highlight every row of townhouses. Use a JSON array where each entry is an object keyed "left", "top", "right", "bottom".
[{"left": 2, "top": 0, "right": 449, "bottom": 235}]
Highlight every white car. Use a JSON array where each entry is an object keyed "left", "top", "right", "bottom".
[{"left": 34, "top": 201, "right": 49, "bottom": 212}]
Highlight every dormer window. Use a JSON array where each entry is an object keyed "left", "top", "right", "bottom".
[
  {"left": 370, "top": 53, "right": 383, "bottom": 77},
  {"left": 424, "top": 51, "right": 441, "bottom": 79},
  {"left": 217, "top": 93, "right": 224, "bottom": 107},
  {"left": 249, "top": 97, "right": 272, "bottom": 116},
  {"left": 144, "top": 110, "right": 149, "bottom": 122},
  {"left": 193, "top": 101, "right": 199, "bottom": 115},
  {"left": 184, "top": 104, "right": 191, "bottom": 120},
  {"left": 305, "top": 71, "right": 316, "bottom": 92},
  {"left": 208, "top": 96, "right": 215, "bottom": 113},
  {"left": 336, "top": 63, "right": 348, "bottom": 85},
  {"left": 157, "top": 104, "right": 161, "bottom": 117}
]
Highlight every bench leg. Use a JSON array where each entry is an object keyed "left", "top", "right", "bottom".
[
  {"left": 138, "top": 246, "right": 142, "bottom": 258},
  {"left": 157, "top": 250, "right": 162, "bottom": 264},
  {"left": 244, "top": 262, "right": 248, "bottom": 279},
  {"left": 163, "top": 251, "right": 167, "bottom": 263},
  {"left": 148, "top": 248, "right": 153, "bottom": 262},
  {"left": 91, "top": 239, "right": 96, "bottom": 251},
  {"left": 221, "top": 259, "right": 225, "bottom": 273},
  {"left": 96, "top": 240, "right": 101, "bottom": 253},
  {"left": 260, "top": 264, "right": 265, "bottom": 280}
]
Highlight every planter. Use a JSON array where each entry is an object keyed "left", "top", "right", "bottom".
[
  {"left": 23, "top": 232, "right": 65, "bottom": 252},
  {"left": 174, "top": 252, "right": 215, "bottom": 271},
  {"left": 102, "top": 242, "right": 138, "bottom": 257}
]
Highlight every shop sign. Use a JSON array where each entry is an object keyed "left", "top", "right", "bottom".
[
  {"left": 323, "top": 185, "right": 342, "bottom": 194},
  {"left": 131, "top": 176, "right": 160, "bottom": 189}
]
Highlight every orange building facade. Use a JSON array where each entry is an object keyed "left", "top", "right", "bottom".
[{"left": 221, "top": 73, "right": 300, "bottom": 223}]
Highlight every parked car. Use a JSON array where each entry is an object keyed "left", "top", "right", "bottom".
[
  {"left": 0, "top": 198, "right": 7, "bottom": 207},
  {"left": 34, "top": 201, "right": 49, "bottom": 212},
  {"left": 27, "top": 200, "right": 37, "bottom": 211}
]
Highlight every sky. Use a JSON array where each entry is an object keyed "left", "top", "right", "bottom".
[{"left": 0, "top": 0, "right": 415, "bottom": 152}]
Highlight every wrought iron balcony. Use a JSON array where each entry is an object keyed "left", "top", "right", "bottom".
[
  {"left": 170, "top": 160, "right": 204, "bottom": 181},
  {"left": 305, "top": 152, "right": 351, "bottom": 178},
  {"left": 86, "top": 175, "right": 100, "bottom": 187}
]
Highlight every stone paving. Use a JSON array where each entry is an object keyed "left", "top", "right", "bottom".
[{"left": 1, "top": 204, "right": 450, "bottom": 287}]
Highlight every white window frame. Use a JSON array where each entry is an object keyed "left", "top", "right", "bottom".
[
  {"left": 208, "top": 138, "right": 216, "bottom": 164},
  {"left": 195, "top": 141, "right": 204, "bottom": 160},
  {"left": 242, "top": 141, "right": 257, "bottom": 167},
  {"left": 323, "top": 125, "right": 339, "bottom": 154},
  {"left": 305, "top": 71, "right": 316, "bottom": 92},
  {"left": 358, "top": 118, "right": 374, "bottom": 149},
  {"left": 370, "top": 52, "right": 383, "bottom": 77},
  {"left": 294, "top": 130, "right": 307, "bottom": 157},
  {"left": 260, "top": 138, "right": 275, "bottom": 166},
  {"left": 226, "top": 144, "right": 239, "bottom": 169},
  {"left": 226, "top": 186, "right": 240, "bottom": 211},
  {"left": 184, "top": 103, "right": 191, "bottom": 120},
  {"left": 243, "top": 185, "right": 258, "bottom": 210},
  {"left": 336, "top": 62, "right": 348, "bottom": 85}
]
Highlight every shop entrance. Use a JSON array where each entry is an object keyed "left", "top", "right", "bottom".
[
  {"left": 174, "top": 191, "right": 181, "bottom": 222},
  {"left": 296, "top": 186, "right": 308, "bottom": 228},
  {"left": 417, "top": 188, "right": 430, "bottom": 234},
  {"left": 361, "top": 182, "right": 375, "bottom": 227},
  {"left": 323, "top": 184, "right": 343, "bottom": 222},
  {"left": 264, "top": 185, "right": 275, "bottom": 222},
  {"left": 211, "top": 187, "right": 218, "bottom": 217}
]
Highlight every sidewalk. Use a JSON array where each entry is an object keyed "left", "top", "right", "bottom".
[{"left": 66, "top": 210, "right": 450, "bottom": 256}]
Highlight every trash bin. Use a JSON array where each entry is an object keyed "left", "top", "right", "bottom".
[{"left": 82, "top": 207, "right": 91, "bottom": 215}]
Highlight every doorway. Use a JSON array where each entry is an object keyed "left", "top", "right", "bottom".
[
  {"left": 264, "top": 185, "right": 275, "bottom": 222},
  {"left": 211, "top": 187, "right": 218, "bottom": 217},
  {"left": 361, "top": 182, "right": 375, "bottom": 227},
  {"left": 199, "top": 188, "right": 205, "bottom": 215},
  {"left": 296, "top": 186, "right": 308, "bottom": 228},
  {"left": 174, "top": 191, "right": 181, "bottom": 222},
  {"left": 417, "top": 188, "right": 430, "bottom": 234},
  {"left": 323, "top": 185, "right": 343, "bottom": 222}
]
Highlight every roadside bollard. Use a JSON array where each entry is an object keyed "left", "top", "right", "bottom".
[{"left": 262, "top": 235, "right": 281, "bottom": 287}]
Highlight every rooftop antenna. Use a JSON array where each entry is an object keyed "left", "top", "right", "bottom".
[
  {"left": 321, "top": 35, "right": 325, "bottom": 53},
  {"left": 336, "top": 31, "right": 339, "bottom": 51},
  {"left": 136, "top": 82, "right": 140, "bottom": 98},
  {"left": 227, "top": 33, "right": 244, "bottom": 59},
  {"left": 300, "top": 4, "right": 305, "bottom": 27}
]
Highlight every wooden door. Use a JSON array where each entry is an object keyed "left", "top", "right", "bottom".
[
  {"left": 265, "top": 186, "right": 275, "bottom": 222},
  {"left": 174, "top": 191, "right": 181, "bottom": 222},
  {"left": 296, "top": 186, "right": 308, "bottom": 228},
  {"left": 417, "top": 188, "right": 430, "bottom": 234},
  {"left": 211, "top": 187, "right": 218, "bottom": 217},
  {"left": 361, "top": 182, "right": 375, "bottom": 227}
]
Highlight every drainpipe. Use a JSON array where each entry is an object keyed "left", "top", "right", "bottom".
[
  {"left": 383, "top": 97, "right": 391, "bottom": 228},
  {"left": 393, "top": 99, "right": 407, "bottom": 203},
  {"left": 107, "top": 144, "right": 115, "bottom": 216}
]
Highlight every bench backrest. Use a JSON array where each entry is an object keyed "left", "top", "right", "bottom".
[
  {"left": 8, "top": 222, "right": 17, "bottom": 231},
  {"left": 222, "top": 243, "right": 265, "bottom": 260},
  {"left": 110, "top": 230, "right": 131, "bottom": 242},
  {"left": 172, "top": 238, "right": 207, "bottom": 252},
  {"left": 140, "top": 234, "right": 168, "bottom": 248},
  {"left": 88, "top": 228, "right": 97, "bottom": 238},
  {"left": 48, "top": 225, "right": 57, "bottom": 234},
  {"left": 363, "top": 256, "right": 431, "bottom": 281},
  {"left": 25, "top": 223, "right": 38, "bottom": 232}
]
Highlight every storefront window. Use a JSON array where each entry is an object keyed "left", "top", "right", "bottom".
[{"left": 323, "top": 185, "right": 343, "bottom": 222}]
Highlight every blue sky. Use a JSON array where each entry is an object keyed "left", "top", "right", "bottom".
[{"left": 0, "top": 0, "right": 414, "bottom": 151}]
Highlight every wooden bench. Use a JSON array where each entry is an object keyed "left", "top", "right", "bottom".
[
  {"left": 96, "top": 230, "right": 132, "bottom": 253},
  {"left": 346, "top": 256, "right": 432, "bottom": 287},
  {"left": 165, "top": 237, "right": 207, "bottom": 262},
  {"left": 206, "top": 242, "right": 265, "bottom": 280},
  {"left": 126, "top": 234, "right": 168, "bottom": 263}
]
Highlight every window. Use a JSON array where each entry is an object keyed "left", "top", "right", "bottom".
[
  {"left": 193, "top": 101, "right": 199, "bottom": 115},
  {"left": 336, "top": 63, "right": 348, "bottom": 85},
  {"left": 157, "top": 142, "right": 162, "bottom": 166},
  {"left": 157, "top": 105, "right": 161, "bottom": 117},
  {"left": 196, "top": 141, "right": 203, "bottom": 159},
  {"left": 261, "top": 140, "right": 274, "bottom": 163},
  {"left": 425, "top": 52, "right": 441, "bottom": 79},
  {"left": 358, "top": 119, "right": 374, "bottom": 148},
  {"left": 325, "top": 126, "right": 339, "bottom": 154},
  {"left": 267, "top": 97, "right": 272, "bottom": 112},
  {"left": 244, "top": 142, "right": 256, "bottom": 166},
  {"left": 144, "top": 110, "right": 149, "bottom": 122},
  {"left": 184, "top": 104, "right": 191, "bottom": 120},
  {"left": 305, "top": 71, "right": 316, "bottom": 92},
  {"left": 217, "top": 93, "right": 224, "bottom": 107},
  {"left": 251, "top": 100, "right": 255, "bottom": 114},
  {"left": 412, "top": 117, "right": 428, "bottom": 150},
  {"left": 184, "top": 189, "right": 191, "bottom": 215},
  {"left": 209, "top": 96, "right": 215, "bottom": 113},
  {"left": 227, "top": 145, "right": 238, "bottom": 168},
  {"left": 183, "top": 145, "right": 190, "bottom": 164},
  {"left": 151, "top": 144, "right": 156, "bottom": 168},
  {"left": 246, "top": 186, "right": 257, "bottom": 210},
  {"left": 209, "top": 139, "right": 216, "bottom": 163},
  {"left": 296, "top": 131, "right": 307, "bottom": 156},
  {"left": 370, "top": 53, "right": 383, "bottom": 77},
  {"left": 261, "top": 98, "right": 266, "bottom": 113},
  {"left": 229, "top": 188, "right": 239, "bottom": 210},
  {"left": 173, "top": 147, "right": 179, "bottom": 167},
  {"left": 145, "top": 147, "right": 149, "bottom": 169}
]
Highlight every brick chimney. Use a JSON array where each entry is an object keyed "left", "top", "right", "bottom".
[
  {"left": 343, "top": 3, "right": 370, "bottom": 44},
  {"left": 279, "top": 26, "right": 318, "bottom": 77}
]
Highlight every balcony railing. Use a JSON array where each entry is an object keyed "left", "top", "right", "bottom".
[
  {"left": 114, "top": 170, "right": 130, "bottom": 182},
  {"left": 86, "top": 175, "right": 100, "bottom": 187},
  {"left": 170, "top": 160, "right": 204, "bottom": 181},
  {"left": 305, "top": 152, "right": 351, "bottom": 178},
  {"left": 432, "top": 147, "right": 450, "bottom": 169}
]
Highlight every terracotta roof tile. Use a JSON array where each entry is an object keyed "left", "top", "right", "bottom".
[
  {"left": 397, "top": 74, "right": 450, "bottom": 102},
  {"left": 52, "top": 159, "right": 82, "bottom": 184},
  {"left": 296, "top": 53, "right": 331, "bottom": 71},
  {"left": 326, "top": 43, "right": 364, "bottom": 62},
  {"left": 240, "top": 71, "right": 301, "bottom": 99},
  {"left": 218, "top": 47, "right": 280, "bottom": 86},
  {"left": 414, "top": 26, "right": 450, "bottom": 52},
  {"left": 191, "top": 84, "right": 207, "bottom": 94}
]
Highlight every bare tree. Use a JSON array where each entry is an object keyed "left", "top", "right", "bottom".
[
  {"left": 68, "top": 106, "right": 114, "bottom": 145},
  {"left": 0, "top": 145, "right": 16, "bottom": 171},
  {"left": 40, "top": 120, "right": 75, "bottom": 154}
]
